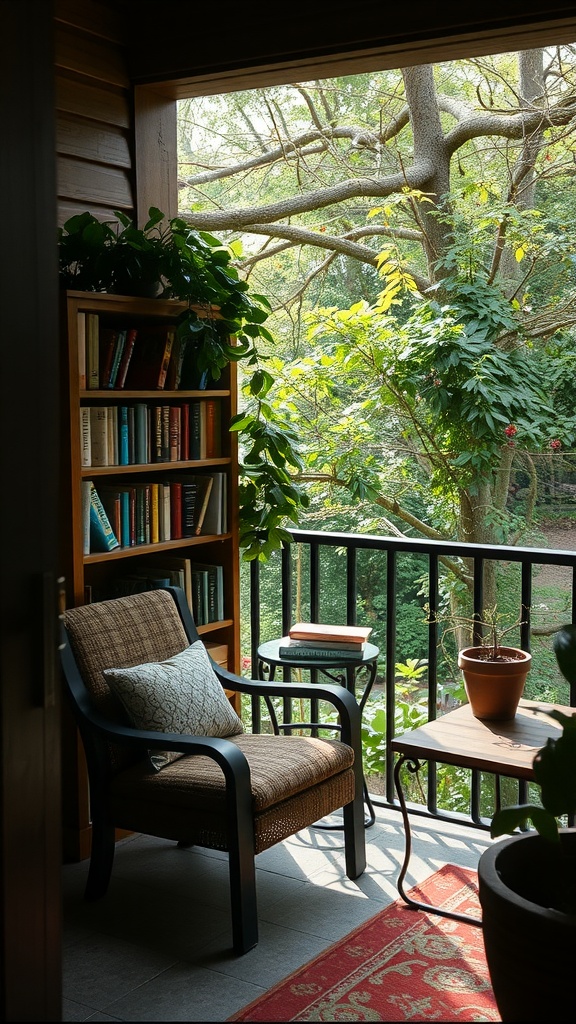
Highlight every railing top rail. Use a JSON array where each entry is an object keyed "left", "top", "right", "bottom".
[{"left": 288, "top": 529, "right": 576, "bottom": 566}]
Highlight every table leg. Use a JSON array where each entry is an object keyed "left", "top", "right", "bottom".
[{"left": 393, "top": 753, "right": 482, "bottom": 927}]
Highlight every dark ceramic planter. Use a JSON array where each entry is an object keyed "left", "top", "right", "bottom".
[{"left": 478, "top": 829, "right": 576, "bottom": 1022}]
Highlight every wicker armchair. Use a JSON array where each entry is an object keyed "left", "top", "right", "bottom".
[{"left": 60, "top": 586, "right": 366, "bottom": 954}]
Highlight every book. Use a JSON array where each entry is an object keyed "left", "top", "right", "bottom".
[
  {"left": 201, "top": 472, "right": 225, "bottom": 535},
  {"left": 164, "top": 332, "right": 187, "bottom": 391},
  {"left": 191, "top": 567, "right": 209, "bottom": 625},
  {"left": 86, "top": 313, "right": 100, "bottom": 389},
  {"left": 88, "top": 481, "right": 119, "bottom": 553},
  {"left": 278, "top": 644, "right": 365, "bottom": 660},
  {"left": 97, "top": 484, "right": 122, "bottom": 543},
  {"left": 169, "top": 405, "right": 181, "bottom": 461},
  {"left": 113, "top": 484, "right": 136, "bottom": 547},
  {"left": 89, "top": 406, "right": 108, "bottom": 466},
  {"left": 99, "top": 327, "right": 119, "bottom": 389},
  {"left": 169, "top": 480, "right": 182, "bottom": 539},
  {"left": 286, "top": 638, "right": 367, "bottom": 652},
  {"left": 189, "top": 399, "right": 207, "bottom": 460},
  {"left": 288, "top": 622, "right": 373, "bottom": 644},
  {"left": 118, "top": 405, "right": 129, "bottom": 466},
  {"left": 114, "top": 327, "right": 138, "bottom": 389},
  {"left": 80, "top": 407, "right": 91, "bottom": 467},
  {"left": 158, "top": 482, "right": 171, "bottom": 542},
  {"left": 81, "top": 479, "right": 91, "bottom": 555},
  {"left": 141, "top": 555, "right": 192, "bottom": 609},
  {"left": 191, "top": 562, "right": 224, "bottom": 621},
  {"left": 181, "top": 478, "right": 199, "bottom": 538},
  {"left": 106, "top": 405, "right": 118, "bottom": 465},
  {"left": 149, "top": 481, "right": 160, "bottom": 544},
  {"left": 107, "top": 329, "right": 127, "bottom": 388},
  {"left": 77, "top": 311, "right": 86, "bottom": 389},
  {"left": 124, "top": 324, "right": 175, "bottom": 390},
  {"left": 134, "top": 403, "right": 148, "bottom": 464},
  {"left": 193, "top": 474, "right": 214, "bottom": 534},
  {"left": 180, "top": 402, "right": 190, "bottom": 461},
  {"left": 204, "top": 398, "right": 222, "bottom": 458}
]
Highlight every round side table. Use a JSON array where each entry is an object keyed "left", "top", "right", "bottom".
[{"left": 257, "top": 637, "right": 380, "bottom": 827}]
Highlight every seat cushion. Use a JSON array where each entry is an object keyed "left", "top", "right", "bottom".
[
  {"left": 108, "top": 732, "right": 356, "bottom": 852},
  {"left": 103, "top": 640, "right": 244, "bottom": 770}
]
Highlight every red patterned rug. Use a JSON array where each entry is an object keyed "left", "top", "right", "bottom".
[{"left": 229, "top": 865, "right": 500, "bottom": 1022}]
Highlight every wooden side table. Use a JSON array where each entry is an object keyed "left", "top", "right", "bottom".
[
  {"left": 257, "top": 637, "right": 380, "bottom": 826},
  {"left": 391, "top": 699, "right": 572, "bottom": 924}
]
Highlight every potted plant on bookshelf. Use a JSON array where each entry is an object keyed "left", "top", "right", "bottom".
[
  {"left": 478, "top": 624, "right": 576, "bottom": 1023},
  {"left": 58, "top": 207, "right": 309, "bottom": 559}
]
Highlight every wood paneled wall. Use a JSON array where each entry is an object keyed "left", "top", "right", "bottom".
[{"left": 55, "top": 0, "right": 134, "bottom": 226}]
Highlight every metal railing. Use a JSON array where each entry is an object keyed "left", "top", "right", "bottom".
[{"left": 245, "top": 528, "right": 576, "bottom": 831}]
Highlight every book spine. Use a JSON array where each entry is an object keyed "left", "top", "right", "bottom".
[
  {"left": 99, "top": 329, "right": 118, "bottom": 389},
  {"left": 278, "top": 645, "right": 364, "bottom": 660},
  {"left": 189, "top": 400, "right": 202, "bottom": 460},
  {"left": 181, "top": 481, "right": 197, "bottom": 537},
  {"left": 115, "top": 328, "right": 137, "bottom": 389},
  {"left": 80, "top": 407, "right": 91, "bottom": 467},
  {"left": 152, "top": 405, "right": 163, "bottom": 463},
  {"left": 77, "top": 312, "right": 86, "bottom": 390},
  {"left": 82, "top": 479, "right": 92, "bottom": 555},
  {"left": 120, "top": 490, "right": 130, "bottom": 548},
  {"left": 118, "top": 406, "right": 129, "bottom": 466},
  {"left": 89, "top": 483, "right": 119, "bottom": 553},
  {"left": 127, "top": 405, "right": 135, "bottom": 464},
  {"left": 205, "top": 399, "right": 221, "bottom": 458},
  {"left": 180, "top": 402, "right": 189, "bottom": 461},
  {"left": 157, "top": 328, "right": 175, "bottom": 389},
  {"left": 161, "top": 404, "right": 171, "bottom": 461},
  {"left": 87, "top": 313, "right": 100, "bottom": 389},
  {"left": 170, "top": 481, "right": 182, "bottom": 539},
  {"left": 134, "top": 403, "right": 148, "bottom": 464},
  {"left": 89, "top": 407, "right": 108, "bottom": 467},
  {"left": 169, "top": 405, "right": 181, "bottom": 462},
  {"left": 149, "top": 482, "right": 160, "bottom": 544},
  {"left": 108, "top": 329, "right": 127, "bottom": 388},
  {"left": 288, "top": 639, "right": 365, "bottom": 651},
  {"left": 106, "top": 406, "right": 118, "bottom": 465}
]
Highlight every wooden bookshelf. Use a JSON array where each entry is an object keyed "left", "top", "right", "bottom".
[{"left": 60, "top": 290, "right": 241, "bottom": 861}]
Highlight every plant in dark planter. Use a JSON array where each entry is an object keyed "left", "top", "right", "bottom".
[
  {"left": 478, "top": 623, "right": 576, "bottom": 1022},
  {"left": 58, "top": 207, "right": 309, "bottom": 558}
]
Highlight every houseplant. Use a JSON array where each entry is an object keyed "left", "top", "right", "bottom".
[
  {"left": 431, "top": 605, "right": 532, "bottom": 720},
  {"left": 477, "top": 623, "right": 576, "bottom": 1022},
  {"left": 58, "top": 208, "right": 309, "bottom": 559}
]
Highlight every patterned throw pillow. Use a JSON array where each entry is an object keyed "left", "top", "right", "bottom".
[{"left": 103, "top": 640, "right": 244, "bottom": 770}]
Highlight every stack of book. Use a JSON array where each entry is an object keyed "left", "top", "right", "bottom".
[{"left": 279, "top": 622, "right": 373, "bottom": 660}]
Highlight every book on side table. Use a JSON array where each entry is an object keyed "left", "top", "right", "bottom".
[{"left": 279, "top": 622, "right": 373, "bottom": 659}]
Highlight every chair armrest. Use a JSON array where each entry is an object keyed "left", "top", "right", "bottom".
[{"left": 211, "top": 663, "right": 362, "bottom": 749}]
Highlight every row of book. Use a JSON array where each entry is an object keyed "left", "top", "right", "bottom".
[
  {"left": 279, "top": 622, "right": 373, "bottom": 660},
  {"left": 107, "top": 557, "right": 225, "bottom": 627},
  {"left": 80, "top": 399, "right": 221, "bottom": 468},
  {"left": 84, "top": 472, "right": 228, "bottom": 554},
  {"left": 78, "top": 312, "right": 212, "bottom": 392}
]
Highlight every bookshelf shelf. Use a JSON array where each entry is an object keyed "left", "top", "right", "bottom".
[{"left": 61, "top": 289, "right": 242, "bottom": 861}]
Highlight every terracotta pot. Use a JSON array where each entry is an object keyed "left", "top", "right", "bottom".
[
  {"left": 478, "top": 829, "right": 576, "bottom": 1022},
  {"left": 457, "top": 646, "right": 531, "bottom": 720}
]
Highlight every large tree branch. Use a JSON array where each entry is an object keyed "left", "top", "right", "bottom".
[
  {"left": 183, "top": 159, "right": 435, "bottom": 230},
  {"left": 444, "top": 95, "right": 576, "bottom": 156}
]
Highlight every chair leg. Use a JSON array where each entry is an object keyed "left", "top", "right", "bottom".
[
  {"left": 228, "top": 841, "right": 258, "bottom": 955},
  {"left": 343, "top": 794, "right": 367, "bottom": 879},
  {"left": 84, "top": 818, "right": 115, "bottom": 901}
]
